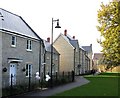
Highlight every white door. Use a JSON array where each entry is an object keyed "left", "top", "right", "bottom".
[{"left": 9, "top": 63, "right": 16, "bottom": 85}]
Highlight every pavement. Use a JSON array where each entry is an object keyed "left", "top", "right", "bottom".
[{"left": 14, "top": 76, "right": 90, "bottom": 97}]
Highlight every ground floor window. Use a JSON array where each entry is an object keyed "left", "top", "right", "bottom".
[{"left": 26, "top": 64, "right": 32, "bottom": 77}]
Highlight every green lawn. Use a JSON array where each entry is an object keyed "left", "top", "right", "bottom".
[{"left": 53, "top": 73, "right": 119, "bottom": 96}]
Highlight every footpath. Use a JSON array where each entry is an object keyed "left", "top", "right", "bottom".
[{"left": 14, "top": 76, "right": 90, "bottom": 97}]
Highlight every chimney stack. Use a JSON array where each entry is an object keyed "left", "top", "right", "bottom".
[
  {"left": 64, "top": 29, "right": 67, "bottom": 36},
  {"left": 90, "top": 44, "right": 92, "bottom": 47},
  {"left": 47, "top": 37, "right": 50, "bottom": 43},
  {"left": 73, "top": 36, "right": 75, "bottom": 39}
]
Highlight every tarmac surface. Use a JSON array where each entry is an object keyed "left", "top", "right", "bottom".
[{"left": 15, "top": 76, "right": 90, "bottom": 97}]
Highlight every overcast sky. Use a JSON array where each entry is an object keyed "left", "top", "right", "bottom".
[{"left": 0, "top": 0, "right": 110, "bottom": 53}]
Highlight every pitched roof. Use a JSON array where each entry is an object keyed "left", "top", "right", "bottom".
[
  {"left": 43, "top": 40, "right": 59, "bottom": 54},
  {"left": 93, "top": 53, "right": 103, "bottom": 60},
  {"left": 0, "top": 8, "right": 40, "bottom": 40},
  {"left": 82, "top": 44, "right": 92, "bottom": 53},
  {"left": 60, "top": 33, "right": 79, "bottom": 49},
  {"left": 79, "top": 46, "right": 85, "bottom": 52}
]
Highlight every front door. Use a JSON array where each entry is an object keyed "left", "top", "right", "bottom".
[{"left": 9, "top": 63, "right": 16, "bottom": 85}]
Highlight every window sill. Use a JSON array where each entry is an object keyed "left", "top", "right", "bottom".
[
  {"left": 11, "top": 45, "right": 16, "bottom": 48},
  {"left": 26, "top": 76, "right": 32, "bottom": 78},
  {"left": 26, "top": 49, "right": 32, "bottom": 52}
]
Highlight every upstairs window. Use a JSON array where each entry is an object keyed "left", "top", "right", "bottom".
[
  {"left": 27, "top": 40, "right": 32, "bottom": 51},
  {"left": 11, "top": 36, "right": 16, "bottom": 47}
]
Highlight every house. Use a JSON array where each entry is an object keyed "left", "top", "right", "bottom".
[
  {"left": 82, "top": 44, "right": 93, "bottom": 71},
  {"left": 0, "top": 8, "right": 45, "bottom": 90},
  {"left": 93, "top": 53, "right": 120, "bottom": 72},
  {"left": 53, "top": 30, "right": 80, "bottom": 75},
  {"left": 93, "top": 53, "right": 103, "bottom": 69},
  {"left": 79, "top": 47, "right": 90, "bottom": 74},
  {"left": 43, "top": 37, "right": 60, "bottom": 77}
]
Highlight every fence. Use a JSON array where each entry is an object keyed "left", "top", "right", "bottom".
[{"left": 2, "top": 71, "right": 75, "bottom": 97}]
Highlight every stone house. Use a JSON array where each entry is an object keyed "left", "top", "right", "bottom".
[
  {"left": 82, "top": 44, "right": 93, "bottom": 71},
  {"left": 53, "top": 30, "right": 81, "bottom": 75},
  {"left": 93, "top": 53, "right": 103, "bottom": 69},
  {"left": 79, "top": 47, "right": 90, "bottom": 74},
  {"left": 0, "top": 8, "right": 44, "bottom": 90},
  {"left": 43, "top": 37, "right": 60, "bottom": 77}
]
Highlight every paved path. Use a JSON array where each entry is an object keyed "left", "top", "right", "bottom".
[{"left": 17, "top": 76, "right": 90, "bottom": 97}]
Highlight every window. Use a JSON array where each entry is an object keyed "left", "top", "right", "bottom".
[
  {"left": 55, "top": 55, "right": 58, "bottom": 61},
  {"left": 27, "top": 40, "right": 32, "bottom": 51},
  {"left": 26, "top": 64, "right": 32, "bottom": 77},
  {"left": 11, "top": 36, "right": 16, "bottom": 47}
]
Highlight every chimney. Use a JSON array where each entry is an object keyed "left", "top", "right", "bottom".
[
  {"left": 64, "top": 29, "right": 67, "bottom": 36},
  {"left": 73, "top": 36, "right": 75, "bottom": 39},
  {"left": 90, "top": 44, "right": 92, "bottom": 47},
  {"left": 47, "top": 37, "right": 50, "bottom": 43}
]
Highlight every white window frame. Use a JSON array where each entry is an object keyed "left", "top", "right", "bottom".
[
  {"left": 25, "top": 64, "right": 32, "bottom": 77},
  {"left": 26, "top": 40, "right": 32, "bottom": 51},
  {"left": 11, "top": 36, "right": 16, "bottom": 47}
]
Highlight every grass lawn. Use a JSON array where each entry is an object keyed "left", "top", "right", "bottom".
[{"left": 53, "top": 72, "right": 119, "bottom": 96}]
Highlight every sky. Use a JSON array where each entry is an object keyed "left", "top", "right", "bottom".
[{"left": 0, "top": 0, "right": 110, "bottom": 53}]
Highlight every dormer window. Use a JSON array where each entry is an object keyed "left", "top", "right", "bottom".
[
  {"left": 26, "top": 40, "right": 32, "bottom": 51},
  {"left": 11, "top": 36, "right": 16, "bottom": 47}
]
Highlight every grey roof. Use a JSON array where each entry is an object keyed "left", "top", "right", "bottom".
[
  {"left": 93, "top": 53, "right": 103, "bottom": 60},
  {"left": 82, "top": 45, "right": 92, "bottom": 53},
  {"left": 70, "top": 40, "right": 78, "bottom": 48},
  {"left": 43, "top": 40, "right": 59, "bottom": 54},
  {"left": 63, "top": 33, "right": 79, "bottom": 49},
  {"left": 0, "top": 8, "right": 40, "bottom": 40},
  {"left": 79, "top": 46, "right": 85, "bottom": 51}
]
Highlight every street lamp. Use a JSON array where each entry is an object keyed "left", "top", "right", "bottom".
[{"left": 51, "top": 18, "right": 61, "bottom": 88}]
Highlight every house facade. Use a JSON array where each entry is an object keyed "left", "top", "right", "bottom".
[
  {"left": 82, "top": 44, "right": 93, "bottom": 71},
  {"left": 54, "top": 30, "right": 82, "bottom": 75},
  {"left": 79, "top": 47, "right": 90, "bottom": 74},
  {"left": 0, "top": 8, "right": 44, "bottom": 90},
  {"left": 43, "top": 37, "right": 60, "bottom": 77},
  {"left": 93, "top": 53, "right": 103, "bottom": 69}
]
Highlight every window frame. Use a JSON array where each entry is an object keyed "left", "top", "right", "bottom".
[
  {"left": 11, "top": 36, "right": 16, "bottom": 47},
  {"left": 25, "top": 64, "right": 32, "bottom": 77},
  {"left": 26, "top": 40, "right": 32, "bottom": 51}
]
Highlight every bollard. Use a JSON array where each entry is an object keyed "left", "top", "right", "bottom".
[{"left": 72, "top": 70, "right": 75, "bottom": 82}]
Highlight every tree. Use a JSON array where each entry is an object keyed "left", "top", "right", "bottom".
[{"left": 97, "top": 0, "right": 120, "bottom": 69}]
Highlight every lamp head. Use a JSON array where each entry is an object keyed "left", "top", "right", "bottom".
[{"left": 55, "top": 21, "right": 61, "bottom": 28}]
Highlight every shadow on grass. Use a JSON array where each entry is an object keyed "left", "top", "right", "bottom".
[{"left": 84, "top": 72, "right": 120, "bottom": 78}]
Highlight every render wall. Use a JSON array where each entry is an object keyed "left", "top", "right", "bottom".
[
  {"left": 75, "top": 46, "right": 80, "bottom": 75},
  {"left": 88, "top": 52, "right": 93, "bottom": 70},
  {"left": 54, "top": 36, "right": 74, "bottom": 72},
  {"left": 44, "top": 51, "right": 59, "bottom": 75}
]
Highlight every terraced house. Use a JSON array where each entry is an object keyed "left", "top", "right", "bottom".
[
  {"left": 0, "top": 8, "right": 45, "bottom": 92},
  {"left": 79, "top": 47, "right": 90, "bottom": 74},
  {"left": 53, "top": 30, "right": 91, "bottom": 75},
  {"left": 82, "top": 44, "right": 93, "bottom": 71},
  {"left": 43, "top": 37, "right": 60, "bottom": 77}
]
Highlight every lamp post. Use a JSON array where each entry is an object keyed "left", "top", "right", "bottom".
[{"left": 51, "top": 18, "right": 61, "bottom": 88}]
